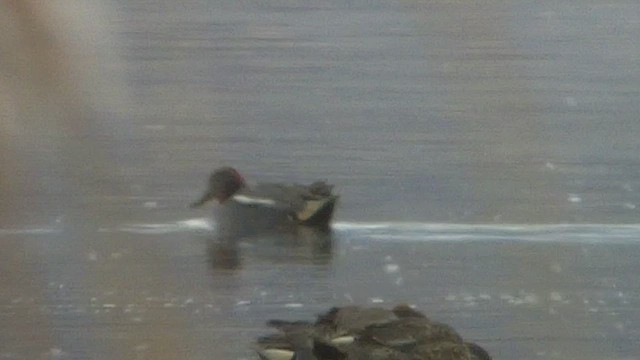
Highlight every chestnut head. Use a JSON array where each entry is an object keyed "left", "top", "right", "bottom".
[{"left": 191, "top": 167, "right": 246, "bottom": 208}]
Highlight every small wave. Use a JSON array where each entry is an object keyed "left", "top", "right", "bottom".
[
  {"left": 0, "top": 227, "right": 61, "bottom": 235},
  {"left": 111, "top": 220, "right": 640, "bottom": 243},
  {"left": 336, "top": 222, "right": 640, "bottom": 244},
  {"left": 8, "top": 219, "right": 640, "bottom": 244},
  {"left": 333, "top": 222, "right": 395, "bottom": 230},
  {"left": 112, "top": 218, "right": 214, "bottom": 234}
]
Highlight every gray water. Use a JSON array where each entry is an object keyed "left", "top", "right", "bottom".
[
  {"left": 2, "top": 223, "right": 640, "bottom": 359},
  {"left": 2, "top": 0, "right": 640, "bottom": 359},
  {"left": 115, "top": 0, "right": 640, "bottom": 224}
]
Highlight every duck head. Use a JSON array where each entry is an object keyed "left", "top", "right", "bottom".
[{"left": 191, "top": 167, "right": 246, "bottom": 207}]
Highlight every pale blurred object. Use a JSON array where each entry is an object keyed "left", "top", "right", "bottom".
[{"left": 0, "top": 0, "right": 130, "bottom": 226}]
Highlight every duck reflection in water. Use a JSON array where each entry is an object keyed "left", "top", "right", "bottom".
[{"left": 206, "top": 225, "right": 335, "bottom": 270}]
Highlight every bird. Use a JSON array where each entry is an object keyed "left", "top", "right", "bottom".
[
  {"left": 255, "top": 304, "right": 492, "bottom": 360},
  {"left": 191, "top": 167, "right": 338, "bottom": 229}
]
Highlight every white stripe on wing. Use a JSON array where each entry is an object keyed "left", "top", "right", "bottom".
[{"left": 232, "top": 194, "right": 277, "bottom": 206}]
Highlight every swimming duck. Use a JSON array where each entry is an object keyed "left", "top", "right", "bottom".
[
  {"left": 191, "top": 167, "right": 338, "bottom": 228},
  {"left": 255, "top": 304, "right": 492, "bottom": 360}
]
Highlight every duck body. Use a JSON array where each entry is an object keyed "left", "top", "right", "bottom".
[
  {"left": 256, "top": 305, "right": 492, "bottom": 360},
  {"left": 192, "top": 167, "right": 338, "bottom": 230}
]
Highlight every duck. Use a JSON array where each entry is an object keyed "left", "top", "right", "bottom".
[
  {"left": 255, "top": 304, "right": 492, "bottom": 360},
  {"left": 191, "top": 167, "right": 338, "bottom": 229}
]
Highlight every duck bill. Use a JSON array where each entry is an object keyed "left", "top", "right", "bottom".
[{"left": 190, "top": 190, "right": 219, "bottom": 208}]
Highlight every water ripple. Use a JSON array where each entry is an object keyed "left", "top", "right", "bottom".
[{"left": 4, "top": 220, "right": 640, "bottom": 244}]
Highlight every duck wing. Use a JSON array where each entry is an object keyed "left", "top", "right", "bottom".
[
  {"left": 239, "top": 182, "right": 335, "bottom": 212},
  {"left": 233, "top": 183, "right": 305, "bottom": 211},
  {"left": 319, "top": 306, "right": 399, "bottom": 336}
]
